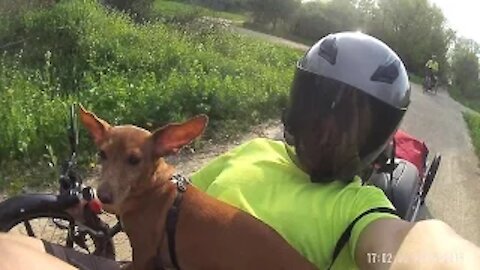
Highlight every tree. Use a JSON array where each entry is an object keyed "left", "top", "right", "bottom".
[
  {"left": 367, "top": 0, "right": 453, "bottom": 78},
  {"left": 451, "top": 38, "right": 480, "bottom": 96},
  {"left": 249, "top": 0, "right": 456, "bottom": 85},
  {"left": 290, "top": 1, "right": 332, "bottom": 40},
  {"left": 103, "top": 0, "right": 155, "bottom": 19},
  {"left": 180, "top": 0, "right": 250, "bottom": 12},
  {"left": 355, "top": 0, "right": 376, "bottom": 31},
  {"left": 249, "top": 0, "right": 300, "bottom": 31},
  {"left": 290, "top": 0, "right": 360, "bottom": 41}
]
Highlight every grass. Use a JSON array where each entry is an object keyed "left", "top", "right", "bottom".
[
  {"left": 0, "top": 0, "right": 301, "bottom": 193},
  {"left": 448, "top": 85, "right": 480, "bottom": 112},
  {"left": 242, "top": 22, "right": 314, "bottom": 46},
  {"left": 463, "top": 112, "right": 480, "bottom": 159},
  {"left": 440, "top": 82, "right": 480, "bottom": 162},
  {"left": 409, "top": 73, "right": 423, "bottom": 85},
  {"left": 153, "top": 0, "right": 247, "bottom": 24},
  {"left": 153, "top": 0, "right": 202, "bottom": 17}
]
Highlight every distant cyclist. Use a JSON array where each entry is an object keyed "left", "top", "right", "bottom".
[{"left": 424, "top": 55, "right": 439, "bottom": 92}]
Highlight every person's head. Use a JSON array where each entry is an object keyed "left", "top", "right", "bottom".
[
  {"left": 432, "top": 54, "right": 437, "bottom": 59},
  {"left": 282, "top": 32, "right": 410, "bottom": 183}
]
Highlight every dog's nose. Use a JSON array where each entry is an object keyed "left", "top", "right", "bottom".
[{"left": 97, "top": 185, "right": 113, "bottom": 204}]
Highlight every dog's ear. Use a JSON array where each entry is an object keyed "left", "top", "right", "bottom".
[
  {"left": 79, "top": 104, "right": 111, "bottom": 146},
  {"left": 152, "top": 114, "right": 208, "bottom": 157}
]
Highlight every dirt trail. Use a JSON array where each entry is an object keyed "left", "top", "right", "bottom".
[
  {"left": 233, "top": 27, "right": 310, "bottom": 51},
  {"left": 402, "top": 86, "right": 480, "bottom": 245}
]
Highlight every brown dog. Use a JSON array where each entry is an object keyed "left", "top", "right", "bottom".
[{"left": 79, "top": 105, "right": 316, "bottom": 270}]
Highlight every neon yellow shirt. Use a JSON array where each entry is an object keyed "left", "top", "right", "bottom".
[
  {"left": 191, "top": 138, "right": 398, "bottom": 269},
  {"left": 426, "top": 59, "right": 439, "bottom": 73}
]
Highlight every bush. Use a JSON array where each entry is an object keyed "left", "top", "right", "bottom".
[
  {"left": 463, "top": 112, "right": 480, "bottom": 159},
  {"left": 409, "top": 73, "right": 423, "bottom": 85},
  {"left": 152, "top": 1, "right": 247, "bottom": 25},
  {"left": 0, "top": 0, "right": 300, "bottom": 191},
  {"left": 173, "top": 0, "right": 250, "bottom": 12},
  {"left": 153, "top": 0, "right": 206, "bottom": 22},
  {"left": 103, "top": 0, "right": 155, "bottom": 19}
]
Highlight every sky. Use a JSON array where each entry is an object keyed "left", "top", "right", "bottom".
[{"left": 430, "top": 0, "right": 480, "bottom": 43}]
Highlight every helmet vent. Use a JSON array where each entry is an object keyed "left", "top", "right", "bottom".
[
  {"left": 318, "top": 36, "right": 338, "bottom": 65},
  {"left": 370, "top": 59, "right": 400, "bottom": 84}
]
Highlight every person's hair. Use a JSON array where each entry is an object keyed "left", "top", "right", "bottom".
[{"left": 285, "top": 75, "right": 401, "bottom": 183}]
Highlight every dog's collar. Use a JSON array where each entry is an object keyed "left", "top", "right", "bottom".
[
  {"left": 156, "top": 173, "right": 191, "bottom": 270},
  {"left": 170, "top": 173, "right": 191, "bottom": 192}
]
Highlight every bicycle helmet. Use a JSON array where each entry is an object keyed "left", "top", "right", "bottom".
[{"left": 283, "top": 32, "right": 410, "bottom": 183}]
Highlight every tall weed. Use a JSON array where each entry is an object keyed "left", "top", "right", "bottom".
[{"left": 0, "top": 0, "right": 300, "bottom": 191}]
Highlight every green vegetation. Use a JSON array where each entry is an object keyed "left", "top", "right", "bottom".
[
  {"left": 1, "top": 0, "right": 479, "bottom": 193},
  {"left": 173, "top": 0, "right": 250, "bottom": 14},
  {"left": 443, "top": 38, "right": 480, "bottom": 113},
  {"left": 187, "top": 0, "right": 480, "bottom": 120},
  {"left": 451, "top": 39, "right": 480, "bottom": 95},
  {"left": 409, "top": 73, "right": 424, "bottom": 86},
  {"left": 185, "top": 0, "right": 454, "bottom": 82},
  {"left": 153, "top": 0, "right": 246, "bottom": 23},
  {"left": 0, "top": 0, "right": 300, "bottom": 192},
  {"left": 103, "top": 0, "right": 155, "bottom": 19},
  {"left": 154, "top": 0, "right": 209, "bottom": 18},
  {"left": 464, "top": 112, "right": 480, "bottom": 158}
]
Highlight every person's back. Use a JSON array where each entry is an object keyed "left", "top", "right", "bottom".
[
  {"left": 425, "top": 57, "right": 439, "bottom": 75},
  {"left": 192, "top": 138, "right": 397, "bottom": 269},
  {"left": 193, "top": 33, "right": 480, "bottom": 270},
  {"left": 195, "top": 32, "right": 410, "bottom": 268}
]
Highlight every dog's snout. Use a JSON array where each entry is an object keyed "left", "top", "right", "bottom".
[{"left": 97, "top": 185, "right": 113, "bottom": 204}]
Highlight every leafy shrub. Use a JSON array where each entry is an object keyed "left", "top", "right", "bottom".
[
  {"left": 153, "top": 0, "right": 206, "bottom": 23},
  {"left": 0, "top": 0, "right": 300, "bottom": 191},
  {"left": 103, "top": 0, "right": 155, "bottom": 19},
  {"left": 464, "top": 112, "right": 480, "bottom": 159},
  {"left": 153, "top": 0, "right": 247, "bottom": 23}
]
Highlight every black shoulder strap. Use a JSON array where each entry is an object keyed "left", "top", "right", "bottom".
[
  {"left": 157, "top": 174, "right": 191, "bottom": 270},
  {"left": 327, "top": 207, "right": 398, "bottom": 270},
  {"left": 166, "top": 191, "right": 183, "bottom": 270}
]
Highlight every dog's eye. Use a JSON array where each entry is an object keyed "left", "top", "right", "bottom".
[
  {"left": 98, "top": 150, "right": 107, "bottom": 161},
  {"left": 127, "top": 155, "right": 141, "bottom": 166}
]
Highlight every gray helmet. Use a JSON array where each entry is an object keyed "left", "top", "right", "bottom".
[{"left": 283, "top": 32, "right": 410, "bottom": 183}]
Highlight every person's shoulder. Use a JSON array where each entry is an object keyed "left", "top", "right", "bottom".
[
  {"left": 343, "top": 180, "right": 394, "bottom": 207},
  {"left": 339, "top": 181, "right": 399, "bottom": 262},
  {"left": 243, "top": 137, "right": 283, "bottom": 146},
  {"left": 234, "top": 138, "right": 285, "bottom": 153}
]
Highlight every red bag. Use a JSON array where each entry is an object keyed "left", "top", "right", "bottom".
[{"left": 393, "top": 130, "right": 429, "bottom": 176}]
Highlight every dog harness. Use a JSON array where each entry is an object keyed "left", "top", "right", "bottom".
[{"left": 156, "top": 173, "right": 191, "bottom": 270}]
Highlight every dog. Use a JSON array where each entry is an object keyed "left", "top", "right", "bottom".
[{"left": 79, "top": 105, "right": 316, "bottom": 270}]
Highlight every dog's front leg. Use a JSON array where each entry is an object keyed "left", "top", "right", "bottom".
[{"left": 129, "top": 235, "right": 160, "bottom": 270}]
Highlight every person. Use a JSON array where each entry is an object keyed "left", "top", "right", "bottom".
[
  {"left": 425, "top": 55, "right": 439, "bottom": 90},
  {"left": 1, "top": 32, "right": 479, "bottom": 270}
]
